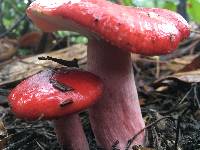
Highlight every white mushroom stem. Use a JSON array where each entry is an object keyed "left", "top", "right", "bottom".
[
  {"left": 53, "top": 114, "right": 89, "bottom": 150},
  {"left": 87, "top": 39, "right": 145, "bottom": 149}
]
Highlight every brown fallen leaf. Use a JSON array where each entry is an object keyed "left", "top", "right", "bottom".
[
  {"left": 0, "top": 38, "right": 18, "bottom": 62},
  {"left": 153, "top": 69, "right": 200, "bottom": 91},
  {"left": 0, "top": 44, "right": 87, "bottom": 86},
  {"left": 18, "top": 31, "right": 55, "bottom": 52},
  {"left": 153, "top": 53, "right": 200, "bottom": 90},
  {"left": 172, "top": 70, "right": 200, "bottom": 83},
  {"left": 0, "top": 119, "right": 8, "bottom": 150},
  {"left": 165, "top": 55, "right": 197, "bottom": 72},
  {"left": 18, "top": 31, "right": 43, "bottom": 48},
  {"left": 179, "top": 54, "right": 200, "bottom": 72}
]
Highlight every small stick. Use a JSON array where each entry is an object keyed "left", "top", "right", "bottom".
[
  {"left": 190, "top": 29, "right": 200, "bottom": 34},
  {"left": 174, "top": 116, "right": 181, "bottom": 150},
  {"left": 38, "top": 56, "right": 79, "bottom": 68},
  {"left": 50, "top": 79, "right": 74, "bottom": 92},
  {"left": 126, "top": 116, "right": 175, "bottom": 150},
  {"left": 60, "top": 99, "right": 74, "bottom": 107},
  {"left": 112, "top": 140, "right": 120, "bottom": 150},
  {"left": 193, "top": 84, "right": 200, "bottom": 108},
  {"left": 155, "top": 56, "right": 160, "bottom": 78}
]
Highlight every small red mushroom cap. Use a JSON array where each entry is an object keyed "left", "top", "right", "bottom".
[
  {"left": 8, "top": 68, "right": 103, "bottom": 120},
  {"left": 26, "top": 0, "right": 190, "bottom": 55}
]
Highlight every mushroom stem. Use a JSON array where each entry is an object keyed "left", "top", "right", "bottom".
[
  {"left": 53, "top": 114, "right": 89, "bottom": 150},
  {"left": 87, "top": 39, "right": 145, "bottom": 149}
]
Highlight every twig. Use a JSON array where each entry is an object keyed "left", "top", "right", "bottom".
[
  {"left": 112, "top": 140, "right": 120, "bottom": 150},
  {"left": 38, "top": 56, "right": 79, "bottom": 68},
  {"left": 191, "top": 29, "right": 200, "bottom": 35},
  {"left": 155, "top": 56, "right": 160, "bottom": 78},
  {"left": 35, "top": 140, "right": 46, "bottom": 150},
  {"left": 36, "top": 32, "right": 49, "bottom": 54},
  {"left": 193, "top": 83, "right": 200, "bottom": 108},
  {"left": 174, "top": 117, "right": 181, "bottom": 150},
  {"left": 125, "top": 116, "right": 175, "bottom": 150},
  {"left": 177, "top": 86, "right": 193, "bottom": 105},
  {"left": 4, "top": 134, "right": 33, "bottom": 150},
  {"left": 152, "top": 126, "right": 160, "bottom": 149},
  {"left": 159, "top": 86, "right": 193, "bottom": 115}
]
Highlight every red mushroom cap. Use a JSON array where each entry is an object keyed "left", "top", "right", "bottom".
[
  {"left": 8, "top": 68, "right": 103, "bottom": 120},
  {"left": 26, "top": 0, "right": 190, "bottom": 55}
]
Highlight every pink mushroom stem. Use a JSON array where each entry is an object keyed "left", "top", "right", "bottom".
[
  {"left": 87, "top": 39, "right": 145, "bottom": 149},
  {"left": 53, "top": 114, "right": 89, "bottom": 150}
]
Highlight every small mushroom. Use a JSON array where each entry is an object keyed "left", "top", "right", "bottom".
[
  {"left": 26, "top": 0, "right": 190, "bottom": 149},
  {"left": 8, "top": 68, "right": 103, "bottom": 150}
]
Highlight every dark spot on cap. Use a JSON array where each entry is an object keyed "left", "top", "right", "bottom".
[
  {"left": 60, "top": 99, "right": 74, "bottom": 107},
  {"left": 126, "top": 42, "right": 131, "bottom": 47},
  {"left": 117, "top": 22, "right": 121, "bottom": 26},
  {"left": 94, "top": 17, "right": 99, "bottom": 23},
  {"left": 50, "top": 79, "right": 74, "bottom": 92}
]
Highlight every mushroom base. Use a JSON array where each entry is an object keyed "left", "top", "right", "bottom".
[
  {"left": 87, "top": 40, "right": 145, "bottom": 149},
  {"left": 53, "top": 114, "right": 89, "bottom": 150}
]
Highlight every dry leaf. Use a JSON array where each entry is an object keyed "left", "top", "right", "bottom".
[
  {"left": 153, "top": 69, "right": 200, "bottom": 91},
  {"left": 179, "top": 55, "right": 200, "bottom": 72},
  {"left": 154, "top": 54, "right": 200, "bottom": 88},
  {"left": 0, "top": 44, "right": 87, "bottom": 86},
  {"left": 165, "top": 55, "right": 197, "bottom": 72},
  {"left": 172, "top": 70, "right": 200, "bottom": 83},
  {"left": 0, "top": 38, "right": 17, "bottom": 62},
  {"left": 0, "top": 119, "right": 8, "bottom": 149}
]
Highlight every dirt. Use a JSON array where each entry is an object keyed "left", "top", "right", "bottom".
[{"left": 0, "top": 73, "right": 199, "bottom": 150}]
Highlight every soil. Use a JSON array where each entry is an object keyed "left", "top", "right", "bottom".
[{"left": 0, "top": 68, "right": 200, "bottom": 150}]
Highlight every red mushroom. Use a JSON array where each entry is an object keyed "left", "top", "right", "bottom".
[
  {"left": 8, "top": 68, "right": 103, "bottom": 150},
  {"left": 26, "top": 0, "right": 190, "bottom": 149}
]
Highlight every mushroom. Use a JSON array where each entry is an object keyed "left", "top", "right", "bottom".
[
  {"left": 8, "top": 68, "right": 103, "bottom": 149},
  {"left": 26, "top": 0, "right": 190, "bottom": 149}
]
